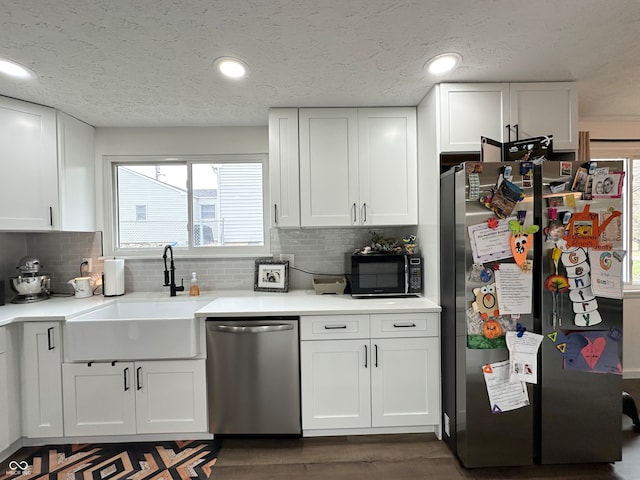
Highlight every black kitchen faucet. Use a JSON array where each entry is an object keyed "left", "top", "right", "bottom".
[{"left": 162, "top": 244, "right": 184, "bottom": 296}]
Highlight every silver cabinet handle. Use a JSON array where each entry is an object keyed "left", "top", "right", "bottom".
[
  {"left": 324, "top": 324, "right": 347, "bottom": 330},
  {"left": 47, "top": 327, "right": 54, "bottom": 350},
  {"left": 393, "top": 323, "right": 417, "bottom": 328},
  {"left": 364, "top": 344, "right": 368, "bottom": 368},
  {"left": 209, "top": 324, "right": 294, "bottom": 334}
]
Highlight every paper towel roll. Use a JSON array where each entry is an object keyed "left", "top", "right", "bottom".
[{"left": 103, "top": 258, "right": 125, "bottom": 296}]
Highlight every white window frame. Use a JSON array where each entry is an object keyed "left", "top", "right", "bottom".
[
  {"left": 103, "top": 154, "right": 270, "bottom": 259},
  {"left": 590, "top": 141, "right": 640, "bottom": 291}
]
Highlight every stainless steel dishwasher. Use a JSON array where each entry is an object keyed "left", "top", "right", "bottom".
[{"left": 205, "top": 316, "right": 301, "bottom": 436}]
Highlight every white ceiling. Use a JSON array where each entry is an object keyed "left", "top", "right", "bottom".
[{"left": 1, "top": 0, "right": 639, "bottom": 128}]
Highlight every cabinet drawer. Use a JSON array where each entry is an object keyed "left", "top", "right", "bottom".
[
  {"left": 300, "top": 315, "right": 369, "bottom": 340},
  {"left": 370, "top": 313, "right": 439, "bottom": 338},
  {"left": 0, "top": 327, "right": 5, "bottom": 353}
]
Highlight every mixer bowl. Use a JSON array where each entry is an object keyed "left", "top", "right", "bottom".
[{"left": 10, "top": 275, "right": 50, "bottom": 295}]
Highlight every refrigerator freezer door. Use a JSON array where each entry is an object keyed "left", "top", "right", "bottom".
[{"left": 441, "top": 162, "right": 535, "bottom": 467}]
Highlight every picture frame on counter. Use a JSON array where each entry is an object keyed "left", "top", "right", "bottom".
[{"left": 254, "top": 260, "right": 289, "bottom": 292}]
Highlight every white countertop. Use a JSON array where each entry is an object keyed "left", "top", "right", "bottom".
[
  {"left": 0, "top": 290, "right": 440, "bottom": 326},
  {"left": 195, "top": 290, "right": 441, "bottom": 317}
]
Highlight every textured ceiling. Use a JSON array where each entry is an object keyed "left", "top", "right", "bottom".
[{"left": 0, "top": 0, "right": 639, "bottom": 127}]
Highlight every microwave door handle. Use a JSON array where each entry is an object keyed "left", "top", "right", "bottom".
[{"left": 404, "top": 256, "right": 409, "bottom": 295}]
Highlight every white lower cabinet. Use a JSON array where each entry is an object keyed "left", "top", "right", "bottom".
[
  {"left": 370, "top": 337, "right": 438, "bottom": 427},
  {"left": 0, "top": 327, "right": 9, "bottom": 451},
  {"left": 300, "top": 313, "right": 440, "bottom": 432},
  {"left": 301, "top": 339, "right": 371, "bottom": 429},
  {"left": 22, "top": 322, "right": 64, "bottom": 438},
  {"left": 63, "top": 359, "right": 207, "bottom": 436}
]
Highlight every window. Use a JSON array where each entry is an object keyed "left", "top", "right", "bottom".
[
  {"left": 108, "top": 155, "right": 268, "bottom": 256},
  {"left": 591, "top": 152, "right": 640, "bottom": 285},
  {"left": 135, "top": 205, "right": 147, "bottom": 221},
  {"left": 200, "top": 204, "right": 216, "bottom": 220}
]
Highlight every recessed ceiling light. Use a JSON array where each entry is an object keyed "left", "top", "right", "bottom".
[
  {"left": 0, "top": 58, "right": 36, "bottom": 80},
  {"left": 425, "top": 53, "right": 462, "bottom": 75},
  {"left": 213, "top": 57, "right": 248, "bottom": 79}
]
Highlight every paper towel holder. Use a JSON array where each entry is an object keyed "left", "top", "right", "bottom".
[{"left": 103, "top": 257, "right": 125, "bottom": 297}]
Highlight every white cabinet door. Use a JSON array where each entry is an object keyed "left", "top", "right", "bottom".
[
  {"left": 62, "top": 362, "right": 136, "bottom": 436},
  {"left": 299, "top": 108, "right": 359, "bottom": 226},
  {"left": 56, "top": 111, "right": 96, "bottom": 231},
  {"left": 370, "top": 337, "right": 439, "bottom": 427},
  {"left": 301, "top": 339, "right": 371, "bottom": 430},
  {"left": 439, "top": 83, "right": 510, "bottom": 152},
  {"left": 358, "top": 108, "right": 418, "bottom": 226},
  {"left": 22, "top": 322, "right": 64, "bottom": 438},
  {"left": 509, "top": 83, "right": 578, "bottom": 151},
  {"left": 0, "top": 327, "right": 8, "bottom": 451},
  {"left": 135, "top": 359, "right": 207, "bottom": 434},
  {"left": 268, "top": 108, "right": 300, "bottom": 228},
  {"left": 0, "top": 96, "right": 58, "bottom": 230}
]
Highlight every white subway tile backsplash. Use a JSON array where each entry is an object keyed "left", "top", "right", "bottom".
[{"left": 0, "top": 226, "right": 417, "bottom": 298}]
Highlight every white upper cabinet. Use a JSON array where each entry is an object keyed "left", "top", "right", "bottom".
[
  {"left": 358, "top": 108, "right": 417, "bottom": 226},
  {"left": 299, "top": 108, "right": 359, "bottom": 227},
  {"left": 0, "top": 96, "right": 95, "bottom": 232},
  {"left": 268, "top": 108, "right": 301, "bottom": 228},
  {"left": 0, "top": 96, "right": 58, "bottom": 230},
  {"left": 298, "top": 107, "right": 417, "bottom": 227},
  {"left": 56, "top": 111, "right": 96, "bottom": 231},
  {"left": 439, "top": 83, "right": 510, "bottom": 153},
  {"left": 509, "top": 83, "right": 578, "bottom": 151},
  {"left": 439, "top": 82, "right": 577, "bottom": 152}
]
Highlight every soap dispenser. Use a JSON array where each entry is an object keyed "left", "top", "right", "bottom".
[{"left": 189, "top": 272, "right": 200, "bottom": 296}]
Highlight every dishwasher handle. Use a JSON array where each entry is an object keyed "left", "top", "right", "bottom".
[{"left": 208, "top": 323, "right": 294, "bottom": 334}]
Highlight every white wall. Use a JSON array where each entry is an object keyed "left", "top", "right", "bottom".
[{"left": 580, "top": 119, "right": 640, "bottom": 378}]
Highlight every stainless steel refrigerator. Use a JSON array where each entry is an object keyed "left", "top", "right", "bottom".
[{"left": 440, "top": 160, "right": 623, "bottom": 467}]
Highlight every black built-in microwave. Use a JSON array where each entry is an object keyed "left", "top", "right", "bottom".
[{"left": 347, "top": 253, "right": 423, "bottom": 297}]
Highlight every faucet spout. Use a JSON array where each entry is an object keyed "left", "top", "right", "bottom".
[{"left": 162, "top": 244, "right": 184, "bottom": 296}]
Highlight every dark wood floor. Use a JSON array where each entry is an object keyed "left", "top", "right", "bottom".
[
  {"left": 3, "top": 380, "right": 640, "bottom": 479},
  {"left": 211, "top": 379, "right": 640, "bottom": 480}
]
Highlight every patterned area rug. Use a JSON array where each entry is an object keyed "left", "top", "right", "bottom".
[{"left": 1, "top": 440, "right": 222, "bottom": 480}]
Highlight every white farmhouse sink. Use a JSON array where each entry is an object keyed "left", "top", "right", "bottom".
[{"left": 64, "top": 299, "right": 212, "bottom": 361}]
